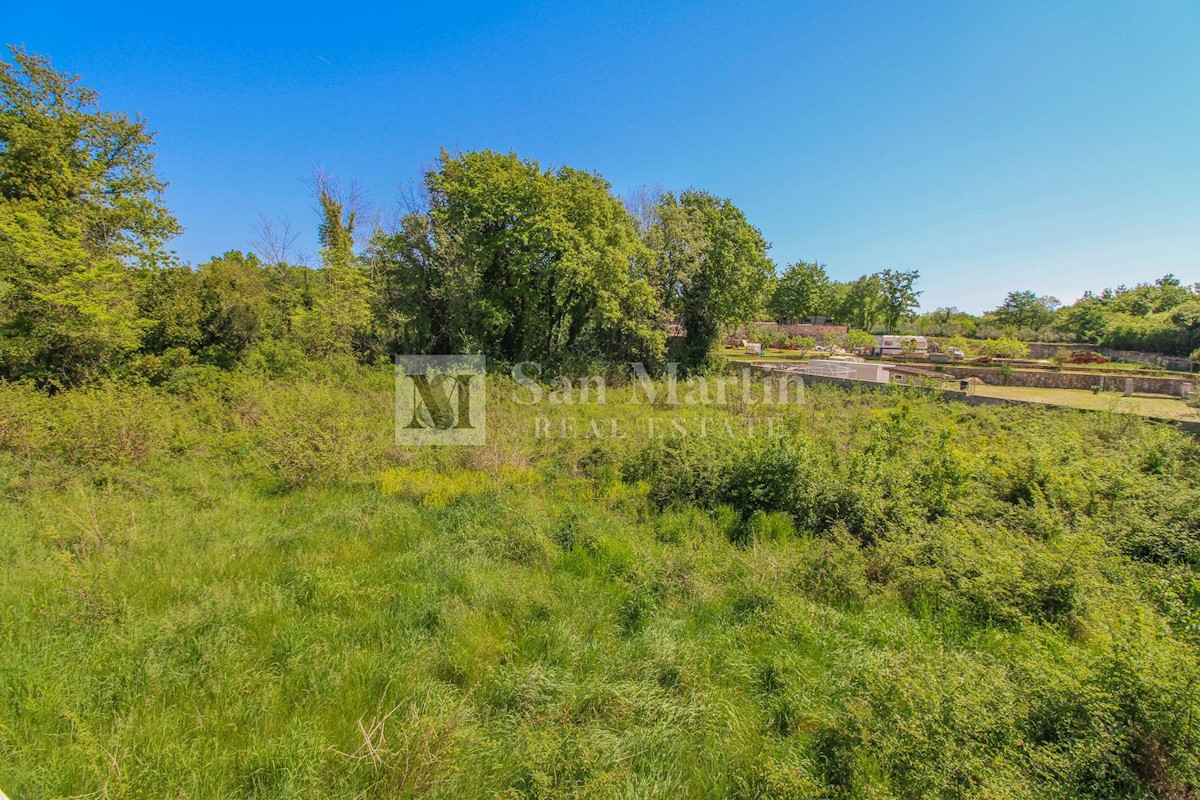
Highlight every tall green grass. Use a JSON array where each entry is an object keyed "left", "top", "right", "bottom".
[{"left": 1, "top": 366, "right": 1198, "bottom": 798}]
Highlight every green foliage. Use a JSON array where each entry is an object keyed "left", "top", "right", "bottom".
[
  {"left": 843, "top": 328, "right": 876, "bottom": 353},
  {"left": 992, "top": 290, "right": 1061, "bottom": 332},
  {"left": 944, "top": 334, "right": 972, "bottom": 355},
  {"left": 0, "top": 47, "right": 180, "bottom": 386},
  {"left": 979, "top": 337, "right": 1030, "bottom": 359},
  {"left": 791, "top": 334, "right": 816, "bottom": 353},
  {"left": 1056, "top": 277, "right": 1200, "bottom": 355},
  {"left": 370, "top": 150, "right": 664, "bottom": 370},
  {"left": 915, "top": 307, "right": 979, "bottom": 338},
  {"left": 645, "top": 190, "right": 774, "bottom": 371},
  {"left": 767, "top": 260, "right": 831, "bottom": 322},
  {"left": 877, "top": 268, "right": 922, "bottom": 331},
  {"left": 0, "top": 46, "right": 179, "bottom": 265},
  {"left": 291, "top": 175, "right": 374, "bottom": 358},
  {"left": 250, "top": 380, "right": 387, "bottom": 487},
  {"left": 836, "top": 273, "right": 884, "bottom": 330},
  {"left": 769, "top": 265, "right": 923, "bottom": 334}
]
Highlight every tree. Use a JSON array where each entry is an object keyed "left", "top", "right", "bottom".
[
  {"left": 195, "top": 251, "right": 276, "bottom": 362},
  {"left": 915, "top": 306, "right": 977, "bottom": 337},
  {"left": 251, "top": 215, "right": 301, "bottom": 267},
  {"left": 645, "top": 190, "right": 774, "bottom": 371},
  {"left": 292, "top": 173, "right": 374, "bottom": 358},
  {"left": 792, "top": 335, "right": 816, "bottom": 356},
  {"left": 992, "top": 291, "right": 1060, "bottom": 332},
  {"left": 979, "top": 337, "right": 1029, "bottom": 359},
  {"left": 767, "top": 261, "right": 831, "bottom": 323},
  {"left": 1062, "top": 294, "right": 1108, "bottom": 343},
  {"left": 0, "top": 46, "right": 180, "bottom": 385},
  {"left": 837, "top": 275, "right": 885, "bottom": 331},
  {"left": 843, "top": 329, "right": 877, "bottom": 355},
  {"left": 371, "top": 150, "right": 663, "bottom": 368},
  {"left": 944, "top": 334, "right": 972, "bottom": 357},
  {"left": 878, "top": 269, "right": 921, "bottom": 331}
]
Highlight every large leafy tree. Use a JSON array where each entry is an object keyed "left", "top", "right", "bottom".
[
  {"left": 645, "top": 190, "right": 773, "bottom": 371},
  {"left": 0, "top": 46, "right": 179, "bottom": 385},
  {"left": 371, "top": 150, "right": 663, "bottom": 368},
  {"left": 991, "top": 290, "right": 1060, "bottom": 332},
  {"left": 768, "top": 261, "right": 832, "bottom": 323},
  {"left": 878, "top": 268, "right": 921, "bottom": 331},
  {"left": 836, "top": 274, "right": 885, "bottom": 331}
]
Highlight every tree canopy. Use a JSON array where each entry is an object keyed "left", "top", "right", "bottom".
[
  {"left": 644, "top": 190, "right": 773, "bottom": 370},
  {"left": 0, "top": 46, "right": 180, "bottom": 386}
]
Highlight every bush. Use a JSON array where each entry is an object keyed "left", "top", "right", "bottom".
[
  {"left": 241, "top": 338, "right": 311, "bottom": 379},
  {"left": 944, "top": 334, "right": 972, "bottom": 356},
  {"left": 1068, "top": 350, "right": 1109, "bottom": 364},
  {"left": 50, "top": 383, "right": 178, "bottom": 466},
  {"left": 623, "top": 434, "right": 807, "bottom": 524},
  {"left": 0, "top": 381, "right": 50, "bottom": 456},
  {"left": 250, "top": 381, "right": 385, "bottom": 487},
  {"left": 978, "top": 338, "right": 1029, "bottom": 359}
]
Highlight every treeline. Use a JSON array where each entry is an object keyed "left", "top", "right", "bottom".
[
  {"left": 910, "top": 281, "right": 1200, "bottom": 358},
  {"left": 765, "top": 261, "right": 922, "bottom": 331},
  {"left": 765, "top": 260, "right": 1200, "bottom": 359},
  {"left": 0, "top": 47, "right": 780, "bottom": 388},
  {"left": 5, "top": 45, "right": 1196, "bottom": 392}
]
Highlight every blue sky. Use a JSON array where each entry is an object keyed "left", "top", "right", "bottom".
[{"left": 5, "top": 0, "right": 1198, "bottom": 312}]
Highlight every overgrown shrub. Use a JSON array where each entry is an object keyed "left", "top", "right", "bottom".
[
  {"left": 49, "top": 383, "right": 178, "bottom": 466},
  {"left": 250, "top": 381, "right": 385, "bottom": 487},
  {"left": 622, "top": 434, "right": 807, "bottom": 523},
  {"left": 0, "top": 380, "right": 49, "bottom": 456},
  {"left": 978, "top": 337, "right": 1030, "bottom": 359}
]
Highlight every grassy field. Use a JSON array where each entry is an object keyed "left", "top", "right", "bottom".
[
  {"left": 2, "top": 366, "right": 1200, "bottom": 798},
  {"left": 972, "top": 384, "right": 1200, "bottom": 422}
]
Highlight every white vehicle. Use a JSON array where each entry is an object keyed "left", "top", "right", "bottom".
[
  {"left": 877, "top": 335, "right": 929, "bottom": 357},
  {"left": 947, "top": 346, "right": 966, "bottom": 360}
]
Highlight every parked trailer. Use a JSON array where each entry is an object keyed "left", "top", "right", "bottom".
[{"left": 877, "top": 335, "right": 929, "bottom": 357}]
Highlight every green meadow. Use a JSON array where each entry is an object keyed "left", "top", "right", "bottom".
[{"left": 3, "top": 365, "right": 1199, "bottom": 799}]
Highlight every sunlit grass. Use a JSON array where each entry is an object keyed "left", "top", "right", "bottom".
[{"left": 1, "top": 367, "right": 1198, "bottom": 798}]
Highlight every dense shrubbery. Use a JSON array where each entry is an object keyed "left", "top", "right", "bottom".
[
  {"left": 622, "top": 392, "right": 1200, "bottom": 796},
  {"left": 912, "top": 280, "right": 1200, "bottom": 357}
]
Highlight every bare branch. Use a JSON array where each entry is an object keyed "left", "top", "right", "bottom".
[
  {"left": 250, "top": 214, "right": 301, "bottom": 266},
  {"left": 622, "top": 184, "right": 664, "bottom": 232}
]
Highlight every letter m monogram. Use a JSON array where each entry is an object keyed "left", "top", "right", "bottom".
[{"left": 395, "top": 356, "right": 486, "bottom": 445}]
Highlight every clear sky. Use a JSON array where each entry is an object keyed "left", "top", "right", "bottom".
[{"left": 5, "top": 0, "right": 1198, "bottom": 312}]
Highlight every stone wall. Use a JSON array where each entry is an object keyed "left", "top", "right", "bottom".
[
  {"left": 741, "top": 322, "right": 848, "bottom": 339},
  {"left": 747, "top": 364, "right": 1200, "bottom": 435},
  {"left": 1025, "top": 342, "right": 1195, "bottom": 372},
  {"left": 939, "top": 365, "right": 1196, "bottom": 397}
]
